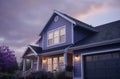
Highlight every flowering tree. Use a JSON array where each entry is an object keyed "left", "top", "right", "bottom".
[{"left": 0, "top": 45, "right": 18, "bottom": 73}]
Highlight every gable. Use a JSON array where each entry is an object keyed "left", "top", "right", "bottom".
[{"left": 22, "top": 47, "right": 36, "bottom": 58}]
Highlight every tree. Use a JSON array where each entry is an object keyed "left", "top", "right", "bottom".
[{"left": 0, "top": 45, "right": 18, "bottom": 73}]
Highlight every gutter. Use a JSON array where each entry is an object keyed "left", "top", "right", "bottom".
[{"left": 70, "top": 38, "right": 120, "bottom": 51}]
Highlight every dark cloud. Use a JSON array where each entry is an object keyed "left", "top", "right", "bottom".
[{"left": 0, "top": 0, "right": 120, "bottom": 62}]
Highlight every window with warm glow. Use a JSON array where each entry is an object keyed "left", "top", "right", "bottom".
[
  {"left": 53, "top": 57, "right": 58, "bottom": 70},
  {"left": 60, "top": 27, "right": 65, "bottom": 43},
  {"left": 47, "top": 58, "right": 52, "bottom": 71},
  {"left": 47, "top": 26, "right": 66, "bottom": 46},
  {"left": 59, "top": 56, "right": 64, "bottom": 70},
  {"left": 48, "top": 32, "right": 53, "bottom": 45},
  {"left": 53, "top": 30, "right": 59, "bottom": 44}
]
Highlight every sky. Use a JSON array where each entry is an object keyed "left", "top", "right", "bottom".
[{"left": 0, "top": 0, "right": 120, "bottom": 62}]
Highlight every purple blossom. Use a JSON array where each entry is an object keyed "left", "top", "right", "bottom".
[{"left": 0, "top": 45, "right": 17, "bottom": 72}]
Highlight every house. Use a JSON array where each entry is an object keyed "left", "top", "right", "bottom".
[{"left": 22, "top": 10, "right": 120, "bottom": 79}]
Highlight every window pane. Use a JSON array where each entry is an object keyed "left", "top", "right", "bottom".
[
  {"left": 59, "top": 56, "right": 65, "bottom": 70},
  {"left": 48, "top": 32, "right": 53, "bottom": 39},
  {"left": 53, "top": 57, "right": 58, "bottom": 70},
  {"left": 48, "top": 39, "right": 53, "bottom": 45},
  {"left": 60, "top": 28, "right": 65, "bottom": 35},
  {"left": 48, "top": 32, "right": 53, "bottom": 45},
  {"left": 60, "top": 27, "right": 65, "bottom": 43},
  {"left": 54, "top": 30, "right": 59, "bottom": 44},
  {"left": 59, "top": 56, "right": 64, "bottom": 64},
  {"left": 48, "top": 58, "right": 52, "bottom": 71},
  {"left": 60, "top": 35, "right": 65, "bottom": 43}
]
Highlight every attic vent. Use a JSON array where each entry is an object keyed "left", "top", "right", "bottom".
[{"left": 54, "top": 16, "right": 59, "bottom": 22}]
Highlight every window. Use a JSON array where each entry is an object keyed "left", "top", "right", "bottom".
[
  {"left": 47, "top": 56, "right": 65, "bottom": 72},
  {"left": 53, "top": 57, "right": 58, "bottom": 70},
  {"left": 59, "top": 56, "right": 64, "bottom": 70},
  {"left": 53, "top": 30, "right": 59, "bottom": 44},
  {"left": 47, "top": 26, "right": 66, "bottom": 46},
  {"left": 60, "top": 27, "right": 65, "bottom": 43},
  {"left": 47, "top": 58, "right": 52, "bottom": 71},
  {"left": 48, "top": 32, "right": 53, "bottom": 45}
]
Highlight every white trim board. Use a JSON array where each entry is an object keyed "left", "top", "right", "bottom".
[
  {"left": 28, "top": 46, "right": 38, "bottom": 56},
  {"left": 54, "top": 10, "right": 76, "bottom": 25}
]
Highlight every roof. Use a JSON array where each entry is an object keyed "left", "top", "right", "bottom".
[
  {"left": 29, "top": 45, "right": 42, "bottom": 54},
  {"left": 61, "top": 13, "right": 97, "bottom": 32},
  {"left": 73, "top": 20, "right": 120, "bottom": 47},
  {"left": 22, "top": 45, "right": 42, "bottom": 57},
  {"left": 39, "top": 10, "right": 96, "bottom": 36},
  {"left": 42, "top": 44, "right": 71, "bottom": 53},
  {"left": 35, "top": 20, "right": 120, "bottom": 54}
]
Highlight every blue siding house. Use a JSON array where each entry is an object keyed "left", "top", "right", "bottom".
[{"left": 22, "top": 10, "right": 120, "bottom": 79}]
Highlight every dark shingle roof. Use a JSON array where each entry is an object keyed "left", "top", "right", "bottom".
[
  {"left": 73, "top": 20, "right": 120, "bottom": 46},
  {"left": 42, "top": 44, "right": 71, "bottom": 53},
  {"left": 62, "top": 13, "right": 97, "bottom": 32},
  {"left": 30, "top": 45, "right": 42, "bottom": 54}
]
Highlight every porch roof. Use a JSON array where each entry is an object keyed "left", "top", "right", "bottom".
[{"left": 22, "top": 45, "right": 42, "bottom": 58}]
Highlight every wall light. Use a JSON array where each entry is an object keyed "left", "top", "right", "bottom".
[
  {"left": 74, "top": 55, "right": 80, "bottom": 61},
  {"left": 42, "top": 58, "right": 47, "bottom": 64}
]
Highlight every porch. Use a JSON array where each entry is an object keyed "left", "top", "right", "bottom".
[{"left": 22, "top": 45, "right": 73, "bottom": 77}]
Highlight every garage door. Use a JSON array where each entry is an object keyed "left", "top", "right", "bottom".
[{"left": 84, "top": 51, "right": 120, "bottom": 79}]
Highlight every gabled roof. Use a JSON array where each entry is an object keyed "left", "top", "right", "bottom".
[
  {"left": 39, "top": 10, "right": 96, "bottom": 36},
  {"left": 22, "top": 45, "right": 42, "bottom": 58},
  {"left": 73, "top": 20, "right": 120, "bottom": 47}
]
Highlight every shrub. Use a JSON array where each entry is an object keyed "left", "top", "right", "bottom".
[
  {"left": 27, "top": 71, "right": 54, "bottom": 79},
  {"left": 0, "top": 73, "right": 18, "bottom": 79},
  {"left": 55, "top": 71, "right": 65, "bottom": 79},
  {"left": 65, "top": 65, "right": 73, "bottom": 72}
]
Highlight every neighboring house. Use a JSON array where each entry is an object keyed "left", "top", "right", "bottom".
[{"left": 22, "top": 10, "right": 120, "bottom": 79}]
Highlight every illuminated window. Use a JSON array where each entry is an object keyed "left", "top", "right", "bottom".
[
  {"left": 48, "top": 32, "right": 53, "bottom": 45},
  {"left": 53, "top": 30, "right": 59, "bottom": 44},
  {"left": 60, "top": 28, "right": 65, "bottom": 43},
  {"left": 47, "top": 58, "right": 52, "bottom": 71},
  {"left": 59, "top": 56, "right": 64, "bottom": 70},
  {"left": 47, "top": 26, "right": 66, "bottom": 46},
  {"left": 53, "top": 57, "right": 58, "bottom": 70}
]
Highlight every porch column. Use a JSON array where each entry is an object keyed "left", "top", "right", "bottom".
[
  {"left": 37, "top": 56, "right": 40, "bottom": 71},
  {"left": 64, "top": 52, "right": 67, "bottom": 67},
  {"left": 23, "top": 59, "right": 26, "bottom": 71}
]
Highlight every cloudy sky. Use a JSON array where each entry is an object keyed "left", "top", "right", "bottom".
[{"left": 0, "top": 0, "right": 120, "bottom": 62}]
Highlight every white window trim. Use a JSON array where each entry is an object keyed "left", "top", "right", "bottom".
[{"left": 47, "top": 25, "right": 66, "bottom": 47}]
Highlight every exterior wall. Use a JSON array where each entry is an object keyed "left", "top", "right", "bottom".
[
  {"left": 73, "top": 43, "right": 120, "bottom": 79},
  {"left": 42, "top": 14, "right": 73, "bottom": 50},
  {"left": 73, "top": 51, "right": 82, "bottom": 79},
  {"left": 38, "top": 39, "right": 42, "bottom": 47},
  {"left": 74, "top": 27, "right": 86, "bottom": 43}
]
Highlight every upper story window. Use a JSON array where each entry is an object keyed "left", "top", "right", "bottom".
[
  {"left": 47, "top": 26, "right": 66, "bottom": 46},
  {"left": 60, "top": 27, "right": 65, "bottom": 43},
  {"left": 48, "top": 32, "right": 53, "bottom": 45}
]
